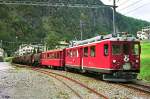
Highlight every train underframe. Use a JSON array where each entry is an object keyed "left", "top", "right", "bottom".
[
  {"left": 102, "top": 70, "right": 139, "bottom": 82},
  {"left": 19, "top": 61, "right": 139, "bottom": 82},
  {"left": 65, "top": 65, "right": 139, "bottom": 82}
]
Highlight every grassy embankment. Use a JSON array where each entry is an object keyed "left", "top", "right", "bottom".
[
  {"left": 139, "top": 41, "right": 150, "bottom": 82},
  {"left": 4, "top": 57, "right": 13, "bottom": 62}
]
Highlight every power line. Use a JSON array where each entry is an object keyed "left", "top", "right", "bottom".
[
  {"left": 118, "top": 0, "right": 143, "bottom": 11},
  {"left": 124, "top": 1, "right": 150, "bottom": 15},
  {"left": 0, "top": 0, "right": 113, "bottom": 8},
  {"left": 118, "top": 0, "right": 131, "bottom": 6}
]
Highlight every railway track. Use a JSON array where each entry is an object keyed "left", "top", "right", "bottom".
[
  {"left": 119, "top": 82, "right": 150, "bottom": 94},
  {"left": 31, "top": 67, "right": 108, "bottom": 99},
  {"left": 33, "top": 68, "right": 83, "bottom": 99},
  {"left": 13, "top": 64, "right": 150, "bottom": 98}
]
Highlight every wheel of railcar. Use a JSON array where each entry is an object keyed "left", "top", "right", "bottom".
[
  {"left": 48, "top": 65, "right": 52, "bottom": 69},
  {"left": 98, "top": 73, "right": 103, "bottom": 80},
  {"left": 64, "top": 66, "right": 69, "bottom": 71},
  {"left": 80, "top": 69, "right": 86, "bottom": 73}
]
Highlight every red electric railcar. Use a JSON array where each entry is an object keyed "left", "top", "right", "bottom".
[{"left": 65, "top": 37, "right": 141, "bottom": 81}]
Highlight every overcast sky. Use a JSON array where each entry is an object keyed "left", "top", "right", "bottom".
[{"left": 101, "top": 0, "right": 150, "bottom": 22}]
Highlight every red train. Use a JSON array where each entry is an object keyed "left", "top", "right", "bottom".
[{"left": 12, "top": 35, "right": 141, "bottom": 82}]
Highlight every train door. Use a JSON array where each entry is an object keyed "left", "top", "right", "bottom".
[
  {"left": 99, "top": 43, "right": 110, "bottom": 69},
  {"left": 82, "top": 46, "right": 89, "bottom": 68},
  {"left": 88, "top": 45, "right": 97, "bottom": 68},
  {"left": 60, "top": 51, "right": 64, "bottom": 66},
  {"left": 82, "top": 45, "right": 97, "bottom": 69},
  {"left": 71, "top": 48, "right": 80, "bottom": 68},
  {"left": 80, "top": 47, "right": 84, "bottom": 70}
]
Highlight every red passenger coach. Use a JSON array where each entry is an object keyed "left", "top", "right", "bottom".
[{"left": 41, "top": 49, "right": 65, "bottom": 68}]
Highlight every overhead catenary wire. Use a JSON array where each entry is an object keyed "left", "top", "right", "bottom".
[
  {"left": 118, "top": 0, "right": 143, "bottom": 11},
  {"left": 124, "top": 1, "right": 150, "bottom": 15},
  {"left": 118, "top": 0, "right": 131, "bottom": 6}
]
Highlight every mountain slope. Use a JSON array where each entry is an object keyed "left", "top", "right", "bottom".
[{"left": 0, "top": 0, "right": 150, "bottom": 55}]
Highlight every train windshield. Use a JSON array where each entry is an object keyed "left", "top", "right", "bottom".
[
  {"left": 132, "top": 44, "right": 139, "bottom": 55},
  {"left": 112, "top": 45, "right": 122, "bottom": 55},
  {"left": 123, "top": 44, "right": 129, "bottom": 55}
]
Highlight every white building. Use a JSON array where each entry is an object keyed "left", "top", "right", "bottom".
[
  {"left": 15, "top": 44, "right": 44, "bottom": 56},
  {"left": 137, "top": 26, "right": 150, "bottom": 40},
  {"left": 0, "top": 48, "right": 4, "bottom": 57},
  {"left": 15, "top": 41, "right": 69, "bottom": 56}
]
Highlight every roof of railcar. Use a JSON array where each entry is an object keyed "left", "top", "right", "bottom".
[
  {"left": 66, "top": 37, "right": 140, "bottom": 49},
  {"left": 42, "top": 49, "right": 63, "bottom": 54}
]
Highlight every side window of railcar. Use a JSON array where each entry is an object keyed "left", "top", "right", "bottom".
[
  {"left": 84, "top": 47, "right": 88, "bottom": 57},
  {"left": 104, "top": 44, "right": 109, "bottom": 56},
  {"left": 73, "top": 49, "right": 77, "bottom": 57},
  {"left": 54, "top": 52, "right": 57, "bottom": 59},
  {"left": 42, "top": 54, "right": 44, "bottom": 59},
  {"left": 72, "top": 50, "right": 75, "bottom": 57},
  {"left": 51, "top": 53, "right": 54, "bottom": 59},
  {"left": 68, "top": 50, "right": 72, "bottom": 57},
  {"left": 57, "top": 52, "right": 60, "bottom": 59},
  {"left": 132, "top": 44, "right": 139, "bottom": 55},
  {"left": 66, "top": 50, "right": 70, "bottom": 57},
  {"left": 43, "top": 54, "right": 46, "bottom": 59},
  {"left": 66, "top": 50, "right": 69, "bottom": 57},
  {"left": 70, "top": 50, "right": 73, "bottom": 57},
  {"left": 47, "top": 53, "right": 50, "bottom": 59},
  {"left": 90, "top": 46, "right": 95, "bottom": 57},
  {"left": 77, "top": 49, "right": 79, "bottom": 57}
]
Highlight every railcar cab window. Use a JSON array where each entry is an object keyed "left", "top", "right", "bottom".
[
  {"left": 132, "top": 44, "right": 139, "bottom": 55},
  {"left": 123, "top": 44, "right": 129, "bottom": 55},
  {"left": 112, "top": 45, "right": 121, "bottom": 55},
  {"left": 84, "top": 47, "right": 88, "bottom": 57},
  {"left": 90, "top": 46, "right": 95, "bottom": 57},
  {"left": 104, "top": 44, "right": 108, "bottom": 56}
]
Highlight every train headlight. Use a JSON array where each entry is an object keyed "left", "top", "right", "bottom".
[
  {"left": 112, "top": 60, "right": 116, "bottom": 63},
  {"left": 136, "top": 60, "right": 139, "bottom": 63},
  {"left": 123, "top": 63, "right": 131, "bottom": 70}
]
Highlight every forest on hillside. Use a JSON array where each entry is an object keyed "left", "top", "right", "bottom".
[{"left": 0, "top": 0, "right": 150, "bottom": 55}]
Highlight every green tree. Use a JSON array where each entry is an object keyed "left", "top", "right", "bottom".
[{"left": 45, "top": 31, "right": 60, "bottom": 50}]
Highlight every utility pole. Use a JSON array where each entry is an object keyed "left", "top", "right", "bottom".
[
  {"left": 112, "top": 0, "right": 117, "bottom": 36},
  {"left": 80, "top": 20, "right": 83, "bottom": 40},
  {"left": 0, "top": 40, "right": 2, "bottom": 48}
]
